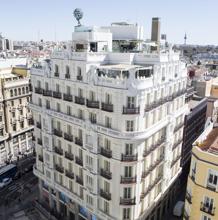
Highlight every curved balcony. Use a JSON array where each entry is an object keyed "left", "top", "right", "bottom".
[
  {"left": 100, "top": 169, "right": 112, "bottom": 180},
  {"left": 123, "top": 106, "right": 140, "bottom": 114},
  {"left": 65, "top": 170, "right": 74, "bottom": 179},
  {"left": 65, "top": 151, "right": 74, "bottom": 161},
  {"left": 120, "top": 197, "right": 136, "bottom": 205},
  {"left": 75, "top": 137, "right": 83, "bottom": 147},
  {"left": 101, "top": 103, "right": 113, "bottom": 112},
  {"left": 63, "top": 94, "right": 73, "bottom": 102},
  {"left": 53, "top": 129, "right": 62, "bottom": 137},
  {"left": 75, "top": 156, "right": 83, "bottom": 166},
  {"left": 54, "top": 146, "right": 63, "bottom": 156},
  {"left": 53, "top": 91, "right": 62, "bottom": 99},
  {"left": 43, "top": 89, "right": 52, "bottom": 97},
  {"left": 120, "top": 176, "right": 136, "bottom": 184},
  {"left": 100, "top": 148, "right": 112, "bottom": 158},
  {"left": 64, "top": 133, "right": 73, "bottom": 142},
  {"left": 76, "top": 176, "right": 83, "bottom": 186},
  {"left": 86, "top": 99, "right": 99, "bottom": 109},
  {"left": 35, "top": 87, "right": 43, "bottom": 94},
  {"left": 55, "top": 164, "right": 64, "bottom": 173},
  {"left": 100, "top": 189, "right": 111, "bottom": 201},
  {"left": 75, "top": 96, "right": 85, "bottom": 105},
  {"left": 121, "top": 154, "right": 138, "bottom": 162}
]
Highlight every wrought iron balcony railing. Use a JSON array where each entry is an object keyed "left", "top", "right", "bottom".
[
  {"left": 65, "top": 151, "right": 74, "bottom": 161},
  {"left": 43, "top": 89, "right": 52, "bottom": 97},
  {"left": 121, "top": 154, "right": 138, "bottom": 162},
  {"left": 123, "top": 106, "right": 140, "bottom": 114},
  {"left": 100, "top": 148, "right": 112, "bottom": 158},
  {"left": 86, "top": 99, "right": 99, "bottom": 109},
  {"left": 53, "top": 91, "right": 62, "bottom": 99},
  {"left": 75, "top": 156, "right": 83, "bottom": 166},
  {"left": 63, "top": 94, "right": 73, "bottom": 102},
  {"left": 200, "top": 202, "right": 215, "bottom": 216},
  {"left": 100, "top": 169, "right": 112, "bottom": 180},
  {"left": 53, "top": 129, "right": 62, "bottom": 137},
  {"left": 54, "top": 146, "right": 63, "bottom": 156},
  {"left": 101, "top": 103, "right": 113, "bottom": 112},
  {"left": 64, "top": 133, "right": 73, "bottom": 142},
  {"left": 120, "top": 197, "right": 136, "bottom": 205},
  {"left": 75, "top": 96, "right": 85, "bottom": 105},
  {"left": 120, "top": 176, "right": 136, "bottom": 184},
  {"left": 65, "top": 170, "right": 74, "bottom": 179},
  {"left": 100, "top": 189, "right": 111, "bottom": 201}
]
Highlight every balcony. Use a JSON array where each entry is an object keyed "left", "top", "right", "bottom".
[
  {"left": 121, "top": 154, "right": 138, "bottom": 162},
  {"left": 120, "top": 176, "right": 136, "bottom": 184},
  {"left": 75, "top": 96, "right": 85, "bottom": 105},
  {"left": 100, "top": 189, "right": 111, "bottom": 201},
  {"left": 65, "top": 73, "right": 70, "bottom": 79},
  {"left": 76, "top": 176, "right": 83, "bottom": 186},
  {"left": 53, "top": 91, "right": 62, "bottom": 99},
  {"left": 55, "top": 164, "right": 64, "bottom": 173},
  {"left": 63, "top": 94, "right": 73, "bottom": 102},
  {"left": 75, "top": 156, "right": 83, "bottom": 166},
  {"left": 54, "top": 72, "right": 59, "bottom": 77},
  {"left": 206, "top": 183, "right": 216, "bottom": 192},
  {"left": 77, "top": 75, "right": 83, "bottom": 81},
  {"left": 101, "top": 103, "right": 113, "bottom": 112},
  {"left": 37, "top": 138, "right": 42, "bottom": 145},
  {"left": 65, "top": 151, "right": 74, "bottom": 161},
  {"left": 53, "top": 129, "right": 62, "bottom": 137},
  {"left": 65, "top": 170, "right": 74, "bottom": 179},
  {"left": 120, "top": 197, "right": 136, "bottom": 205},
  {"left": 64, "top": 133, "right": 73, "bottom": 142},
  {"left": 100, "top": 148, "right": 112, "bottom": 158},
  {"left": 143, "top": 137, "right": 165, "bottom": 157},
  {"left": 185, "top": 192, "right": 192, "bottom": 204},
  {"left": 38, "top": 155, "right": 43, "bottom": 162},
  {"left": 54, "top": 146, "right": 63, "bottom": 156},
  {"left": 123, "top": 106, "right": 140, "bottom": 114},
  {"left": 100, "top": 169, "right": 112, "bottom": 180},
  {"left": 43, "top": 89, "right": 52, "bottom": 97},
  {"left": 200, "top": 202, "right": 215, "bottom": 216},
  {"left": 35, "top": 87, "right": 43, "bottom": 94},
  {"left": 36, "top": 122, "right": 41, "bottom": 129},
  {"left": 75, "top": 137, "right": 83, "bottom": 147},
  {"left": 86, "top": 99, "right": 99, "bottom": 109}
]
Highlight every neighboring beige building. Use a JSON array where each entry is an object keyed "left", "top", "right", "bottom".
[
  {"left": 0, "top": 60, "right": 34, "bottom": 166},
  {"left": 184, "top": 122, "right": 218, "bottom": 220}
]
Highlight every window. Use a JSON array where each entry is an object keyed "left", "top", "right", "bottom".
[
  {"left": 86, "top": 175, "right": 93, "bottom": 187},
  {"left": 126, "top": 120, "right": 134, "bottom": 132},
  {"left": 13, "top": 124, "right": 16, "bottom": 131},
  {"left": 104, "top": 160, "right": 110, "bottom": 172},
  {"left": 0, "top": 116, "right": 2, "bottom": 122},
  {"left": 105, "top": 138, "right": 111, "bottom": 150},
  {"left": 18, "top": 88, "right": 21, "bottom": 95},
  {"left": 66, "top": 66, "right": 70, "bottom": 75},
  {"left": 105, "top": 116, "right": 112, "bottom": 128},
  {"left": 124, "top": 166, "right": 132, "bottom": 177},
  {"left": 78, "top": 88, "right": 83, "bottom": 97},
  {"left": 56, "top": 103, "right": 61, "bottom": 112},
  {"left": 46, "top": 100, "right": 50, "bottom": 109},
  {"left": 127, "top": 97, "right": 135, "bottom": 108},
  {"left": 123, "top": 208, "right": 130, "bottom": 220},
  {"left": 26, "top": 86, "right": 29, "bottom": 93},
  {"left": 86, "top": 155, "right": 93, "bottom": 167},
  {"left": 105, "top": 93, "right": 112, "bottom": 104},
  {"left": 56, "top": 84, "right": 60, "bottom": 92},
  {"left": 86, "top": 195, "right": 93, "bottom": 206},
  {"left": 125, "top": 144, "right": 133, "bottom": 155},
  {"left": 38, "top": 98, "right": 42, "bottom": 107},
  {"left": 202, "top": 215, "right": 211, "bottom": 220},
  {"left": 67, "top": 106, "right": 71, "bottom": 115},
  {"left": 0, "top": 129, "right": 3, "bottom": 136},
  {"left": 89, "top": 91, "right": 95, "bottom": 101},
  {"left": 11, "top": 101, "right": 14, "bottom": 106},
  {"left": 78, "top": 109, "right": 83, "bottom": 119},
  {"left": 77, "top": 67, "right": 82, "bottom": 76},
  {"left": 124, "top": 187, "right": 131, "bottom": 198},
  {"left": 19, "top": 99, "right": 22, "bottom": 104},
  {"left": 104, "top": 181, "right": 110, "bottom": 192},
  {"left": 103, "top": 201, "right": 109, "bottom": 214},
  {"left": 207, "top": 171, "right": 218, "bottom": 189},
  {"left": 89, "top": 112, "right": 96, "bottom": 123},
  {"left": 55, "top": 64, "right": 59, "bottom": 74},
  {"left": 203, "top": 196, "right": 214, "bottom": 210},
  {"left": 10, "top": 90, "right": 13, "bottom": 97},
  {"left": 20, "top": 122, "right": 24, "bottom": 128},
  {"left": 66, "top": 86, "right": 71, "bottom": 95},
  {"left": 14, "top": 89, "right": 17, "bottom": 96}
]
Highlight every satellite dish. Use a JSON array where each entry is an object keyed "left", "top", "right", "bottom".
[{"left": 73, "top": 8, "right": 83, "bottom": 26}]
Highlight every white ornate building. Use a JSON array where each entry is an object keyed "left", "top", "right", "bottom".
[
  {"left": 31, "top": 22, "right": 188, "bottom": 220},
  {"left": 0, "top": 59, "right": 33, "bottom": 166}
]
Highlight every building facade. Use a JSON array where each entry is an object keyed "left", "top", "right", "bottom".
[
  {"left": 184, "top": 122, "right": 218, "bottom": 220},
  {"left": 31, "top": 23, "right": 188, "bottom": 220},
  {"left": 0, "top": 64, "right": 34, "bottom": 166}
]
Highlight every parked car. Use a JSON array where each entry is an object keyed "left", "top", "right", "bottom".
[
  {"left": 0, "top": 178, "right": 12, "bottom": 188},
  {"left": 173, "top": 201, "right": 185, "bottom": 217}
]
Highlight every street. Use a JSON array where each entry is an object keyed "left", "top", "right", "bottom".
[{"left": 0, "top": 156, "right": 40, "bottom": 220}]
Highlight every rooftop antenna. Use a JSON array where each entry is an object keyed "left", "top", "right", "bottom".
[
  {"left": 73, "top": 8, "right": 83, "bottom": 26},
  {"left": 184, "top": 33, "right": 187, "bottom": 45}
]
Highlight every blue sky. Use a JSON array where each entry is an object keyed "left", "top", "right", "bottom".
[{"left": 0, "top": 0, "right": 216, "bottom": 45}]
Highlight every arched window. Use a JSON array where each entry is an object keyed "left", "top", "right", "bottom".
[
  {"left": 66, "top": 66, "right": 70, "bottom": 75},
  {"left": 22, "top": 87, "right": 25, "bottom": 94},
  {"left": 55, "top": 64, "right": 59, "bottom": 73},
  {"left": 14, "top": 89, "right": 17, "bottom": 96},
  {"left": 18, "top": 88, "right": 21, "bottom": 95},
  {"left": 26, "top": 86, "right": 29, "bottom": 93},
  {"left": 77, "top": 67, "right": 82, "bottom": 76},
  {"left": 10, "top": 90, "right": 13, "bottom": 97}
]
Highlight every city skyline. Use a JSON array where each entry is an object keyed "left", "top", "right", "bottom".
[{"left": 1, "top": 0, "right": 218, "bottom": 45}]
